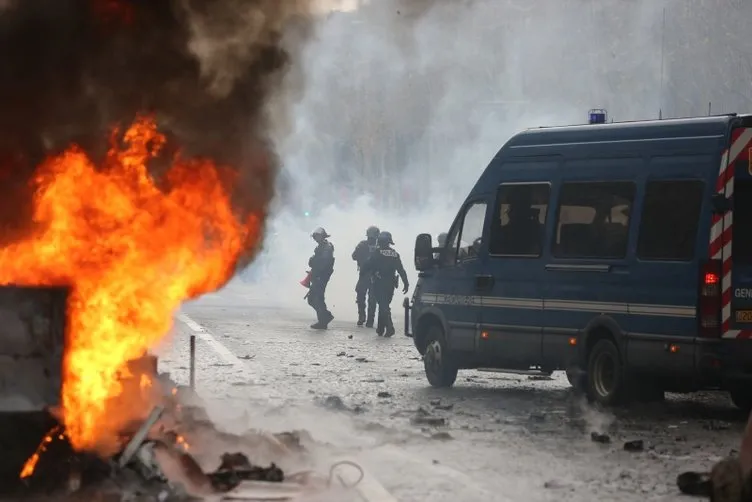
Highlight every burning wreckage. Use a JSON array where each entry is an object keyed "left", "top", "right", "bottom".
[
  {"left": 0, "top": 0, "right": 377, "bottom": 500},
  {"left": 0, "top": 286, "right": 366, "bottom": 501}
]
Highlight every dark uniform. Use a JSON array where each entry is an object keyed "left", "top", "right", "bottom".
[
  {"left": 352, "top": 225, "right": 380, "bottom": 327},
  {"left": 363, "top": 231, "right": 408, "bottom": 337},
  {"left": 307, "top": 227, "right": 335, "bottom": 329},
  {"left": 434, "top": 232, "right": 448, "bottom": 260}
]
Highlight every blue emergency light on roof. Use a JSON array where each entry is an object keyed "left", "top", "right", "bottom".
[{"left": 588, "top": 109, "right": 607, "bottom": 124}]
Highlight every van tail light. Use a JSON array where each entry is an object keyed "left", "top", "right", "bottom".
[{"left": 699, "top": 260, "right": 722, "bottom": 337}]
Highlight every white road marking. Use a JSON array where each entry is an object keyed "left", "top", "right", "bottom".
[{"left": 175, "top": 311, "right": 253, "bottom": 378}]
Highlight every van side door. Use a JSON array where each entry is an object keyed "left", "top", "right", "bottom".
[
  {"left": 479, "top": 182, "right": 551, "bottom": 368},
  {"left": 438, "top": 198, "right": 489, "bottom": 353},
  {"left": 543, "top": 175, "right": 637, "bottom": 371}
]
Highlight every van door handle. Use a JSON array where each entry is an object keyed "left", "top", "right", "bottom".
[{"left": 475, "top": 274, "right": 494, "bottom": 292}]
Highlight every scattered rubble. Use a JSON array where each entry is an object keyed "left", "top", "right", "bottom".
[
  {"left": 703, "top": 420, "right": 731, "bottom": 431},
  {"left": 320, "top": 395, "right": 350, "bottom": 412},
  {"left": 623, "top": 440, "right": 644, "bottom": 452},
  {"left": 429, "top": 399, "right": 454, "bottom": 411},
  {"left": 590, "top": 432, "right": 611, "bottom": 444},
  {"left": 1, "top": 356, "right": 366, "bottom": 501},
  {"left": 411, "top": 408, "right": 447, "bottom": 427},
  {"left": 430, "top": 432, "right": 453, "bottom": 441}
]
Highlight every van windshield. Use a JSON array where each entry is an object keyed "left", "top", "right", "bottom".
[{"left": 734, "top": 179, "right": 752, "bottom": 263}]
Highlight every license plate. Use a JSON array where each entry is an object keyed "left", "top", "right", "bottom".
[{"left": 736, "top": 310, "right": 752, "bottom": 322}]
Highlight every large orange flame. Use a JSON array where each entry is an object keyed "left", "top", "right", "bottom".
[{"left": 0, "top": 115, "right": 259, "bottom": 454}]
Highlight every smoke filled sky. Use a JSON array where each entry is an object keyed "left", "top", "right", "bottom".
[
  {"left": 0, "top": 0, "right": 314, "bottom": 267},
  {"left": 244, "top": 0, "right": 752, "bottom": 316}
]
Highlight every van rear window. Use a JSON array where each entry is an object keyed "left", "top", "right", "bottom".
[
  {"left": 552, "top": 181, "right": 635, "bottom": 259},
  {"left": 734, "top": 179, "right": 752, "bottom": 263},
  {"left": 637, "top": 180, "right": 704, "bottom": 261}
]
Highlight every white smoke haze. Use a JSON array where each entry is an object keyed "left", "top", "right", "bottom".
[{"left": 231, "top": 0, "right": 752, "bottom": 321}]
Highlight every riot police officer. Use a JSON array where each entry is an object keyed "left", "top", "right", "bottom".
[
  {"left": 307, "top": 227, "right": 335, "bottom": 329},
  {"left": 364, "top": 231, "right": 408, "bottom": 337},
  {"left": 351, "top": 226, "right": 380, "bottom": 327},
  {"left": 437, "top": 232, "right": 448, "bottom": 248},
  {"left": 434, "top": 232, "right": 448, "bottom": 261}
]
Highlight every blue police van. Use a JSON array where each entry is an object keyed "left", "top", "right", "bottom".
[{"left": 405, "top": 112, "right": 752, "bottom": 408}]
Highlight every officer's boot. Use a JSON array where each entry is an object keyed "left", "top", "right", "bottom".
[
  {"left": 310, "top": 308, "right": 328, "bottom": 330},
  {"left": 375, "top": 310, "right": 384, "bottom": 336},
  {"left": 366, "top": 304, "right": 376, "bottom": 328},
  {"left": 384, "top": 316, "right": 395, "bottom": 338},
  {"left": 357, "top": 303, "right": 366, "bottom": 327}
]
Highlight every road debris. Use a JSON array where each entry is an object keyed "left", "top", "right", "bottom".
[
  {"left": 411, "top": 412, "right": 447, "bottom": 427},
  {"left": 703, "top": 420, "right": 731, "bottom": 431},
  {"left": 3, "top": 356, "right": 378, "bottom": 501},
  {"left": 591, "top": 432, "right": 611, "bottom": 444},
  {"left": 623, "top": 440, "right": 645, "bottom": 452},
  {"left": 430, "top": 432, "right": 454, "bottom": 441}
]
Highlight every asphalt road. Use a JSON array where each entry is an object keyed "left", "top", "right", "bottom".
[{"left": 157, "top": 282, "right": 750, "bottom": 502}]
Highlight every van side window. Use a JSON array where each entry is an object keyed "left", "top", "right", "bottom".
[
  {"left": 443, "top": 201, "right": 487, "bottom": 265},
  {"left": 637, "top": 180, "right": 704, "bottom": 261},
  {"left": 552, "top": 181, "right": 635, "bottom": 259},
  {"left": 489, "top": 183, "right": 550, "bottom": 256}
]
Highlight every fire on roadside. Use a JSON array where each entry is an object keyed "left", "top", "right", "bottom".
[
  {"left": 20, "top": 427, "right": 65, "bottom": 480},
  {"left": 2, "top": 115, "right": 261, "bottom": 459}
]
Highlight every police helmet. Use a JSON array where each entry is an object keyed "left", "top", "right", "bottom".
[
  {"left": 366, "top": 226, "right": 380, "bottom": 239},
  {"left": 311, "top": 227, "right": 330, "bottom": 240},
  {"left": 377, "top": 231, "right": 394, "bottom": 246}
]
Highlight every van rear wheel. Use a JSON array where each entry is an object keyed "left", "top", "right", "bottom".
[
  {"left": 423, "top": 324, "right": 458, "bottom": 388},
  {"left": 587, "top": 339, "right": 626, "bottom": 405}
]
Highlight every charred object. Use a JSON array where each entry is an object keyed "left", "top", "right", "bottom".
[{"left": 0, "top": 286, "right": 287, "bottom": 500}]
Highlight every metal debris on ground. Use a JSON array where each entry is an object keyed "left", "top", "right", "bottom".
[
  {"left": 2, "top": 356, "right": 378, "bottom": 502},
  {"left": 208, "top": 453, "right": 284, "bottom": 492},
  {"left": 118, "top": 406, "right": 166, "bottom": 468},
  {"left": 590, "top": 432, "right": 611, "bottom": 444}
]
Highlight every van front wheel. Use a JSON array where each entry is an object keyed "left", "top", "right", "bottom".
[
  {"left": 729, "top": 387, "right": 752, "bottom": 413},
  {"left": 423, "top": 325, "right": 458, "bottom": 388},
  {"left": 587, "top": 339, "right": 626, "bottom": 405}
]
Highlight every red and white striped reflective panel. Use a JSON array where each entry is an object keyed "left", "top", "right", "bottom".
[{"left": 710, "top": 127, "right": 752, "bottom": 338}]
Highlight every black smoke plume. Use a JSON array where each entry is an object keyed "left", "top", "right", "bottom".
[{"left": 0, "top": 0, "right": 313, "bottom": 262}]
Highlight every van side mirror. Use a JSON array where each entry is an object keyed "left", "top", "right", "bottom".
[
  {"left": 414, "top": 233, "right": 435, "bottom": 271},
  {"left": 712, "top": 193, "right": 732, "bottom": 214}
]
